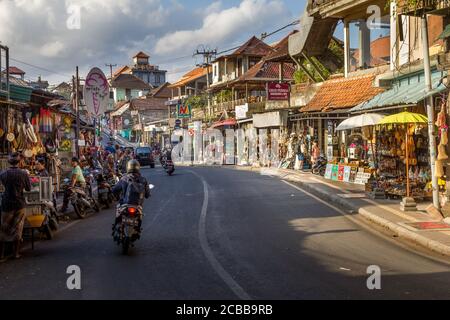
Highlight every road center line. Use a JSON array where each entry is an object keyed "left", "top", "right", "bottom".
[{"left": 188, "top": 170, "right": 252, "bottom": 301}]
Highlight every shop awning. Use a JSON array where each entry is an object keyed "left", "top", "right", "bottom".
[
  {"left": 111, "top": 102, "right": 130, "bottom": 117},
  {"left": 211, "top": 119, "right": 237, "bottom": 129},
  {"left": 350, "top": 70, "right": 447, "bottom": 113},
  {"left": 253, "top": 110, "right": 288, "bottom": 128}
]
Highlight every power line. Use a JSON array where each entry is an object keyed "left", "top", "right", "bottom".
[{"left": 0, "top": 54, "right": 72, "bottom": 78}]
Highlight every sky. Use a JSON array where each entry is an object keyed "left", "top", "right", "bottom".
[{"left": 0, "top": 0, "right": 307, "bottom": 85}]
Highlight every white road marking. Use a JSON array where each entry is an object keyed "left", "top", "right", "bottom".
[{"left": 188, "top": 170, "right": 252, "bottom": 301}]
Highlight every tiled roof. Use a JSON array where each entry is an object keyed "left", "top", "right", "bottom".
[
  {"left": 8, "top": 66, "right": 25, "bottom": 75},
  {"left": 264, "top": 31, "right": 299, "bottom": 62},
  {"left": 302, "top": 75, "right": 384, "bottom": 113},
  {"left": 131, "top": 97, "right": 167, "bottom": 111},
  {"left": 169, "top": 67, "right": 211, "bottom": 88},
  {"left": 150, "top": 83, "right": 172, "bottom": 98},
  {"left": 230, "top": 36, "right": 274, "bottom": 57},
  {"left": 237, "top": 60, "right": 295, "bottom": 82},
  {"left": 111, "top": 73, "right": 152, "bottom": 90},
  {"left": 113, "top": 66, "right": 131, "bottom": 77},
  {"left": 134, "top": 51, "right": 150, "bottom": 59}
]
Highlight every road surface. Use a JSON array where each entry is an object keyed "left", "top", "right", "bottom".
[{"left": 1, "top": 166, "right": 450, "bottom": 300}]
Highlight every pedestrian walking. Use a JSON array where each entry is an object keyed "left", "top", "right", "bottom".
[{"left": 0, "top": 153, "right": 32, "bottom": 261}]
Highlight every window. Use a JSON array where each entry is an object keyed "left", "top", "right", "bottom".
[
  {"left": 109, "top": 91, "right": 114, "bottom": 99},
  {"left": 155, "top": 74, "right": 161, "bottom": 84}
]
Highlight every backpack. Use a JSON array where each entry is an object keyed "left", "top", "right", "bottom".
[{"left": 123, "top": 175, "right": 146, "bottom": 205}]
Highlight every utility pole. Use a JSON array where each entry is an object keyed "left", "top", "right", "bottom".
[
  {"left": 105, "top": 63, "right": 117, "bottom": 81},
  {"left": 422, "top": 14, "right": 440, "bottom": 211},
  {"left": 195, "top": 48, "right": 216, "bottom": 124},
  {"left": 74, "top": 66, "right": 81, "bottom": 158},
  {"left": 0, "top": 45, "right": 10, "bottom": 153}
]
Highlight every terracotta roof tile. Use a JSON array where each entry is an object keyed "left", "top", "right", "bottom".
[
  {"left": 230, "top": 36, "right": 274, "bottom": 57},
  {"left": 169, "top": 66, "right": 211, "bottom": 88},
  {"left": 265, "top": 31, "right": 299, "bottom": 62},
  {"left": 111, "top": 73, "right": 152, "bottom": 90},
  {"left": 133, "top": 51, "right": 150, "bottom": 59},
  {"left": 302, "top": 75, "right": 384, "bottom": 112},
  {"left": 8, "top": 66, "right": 26, "bottom": 75},
  {"left": 238, "top": 61, "right": 295, "bottom": 81}
]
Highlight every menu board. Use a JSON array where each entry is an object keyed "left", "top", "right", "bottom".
[{"left": 354, "top": 172, "right": 372, "bottom": 185}]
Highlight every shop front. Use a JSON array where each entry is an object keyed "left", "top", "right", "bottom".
[{"left": 349, "top": 68, "right": 447, "bottom": 206}]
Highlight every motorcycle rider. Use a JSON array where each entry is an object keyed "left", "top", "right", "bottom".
[
  {"left": 60, "top": 157, "right": 86, "bottom": 213},
  {"left": 160, "top": 146, "right": 172, "bottom": 167},
  {"left": 112, "top": 160, "right": 150, "bottom": 227}
]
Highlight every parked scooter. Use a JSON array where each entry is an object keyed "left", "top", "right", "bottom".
[
  {"left": 96, "top": 171, "right": 116, "bottom": 209},
  {"left": 312, "top": 156, "right": 328, "bottom": 176},
  {"left": 62, "top": 178, "right": 100, "bottom": 219}
]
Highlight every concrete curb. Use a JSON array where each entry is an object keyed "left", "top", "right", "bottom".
[{"left": 234, "top": 165, "right": 450, "bottom": 257}]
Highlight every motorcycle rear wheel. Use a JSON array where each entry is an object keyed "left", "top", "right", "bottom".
[{"left": 122, "top": 237, "right": 130, "bottom": 255}]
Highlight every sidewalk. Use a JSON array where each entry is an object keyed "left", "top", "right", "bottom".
[{"left": 234, "top": 165, "right": 450, "bottom": 258}]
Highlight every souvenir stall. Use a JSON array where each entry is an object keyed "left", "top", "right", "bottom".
[
  {"left": 321, "top": 114, "right": 385, "bottom": 185},
  {"left": 367, "top": 112, "right": 432, "bottom": 201},
  {"left": 284, "top": 119, "right": 317, "bottom": 170}
]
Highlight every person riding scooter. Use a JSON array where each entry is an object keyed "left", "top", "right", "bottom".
[
  {"left": 60, "top": 157, "right": 86, "bottom": 213},
  {"left": 112, "top": 160, "right": 150, "bottom": 224}
]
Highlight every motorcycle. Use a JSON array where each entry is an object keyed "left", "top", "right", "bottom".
[
  {"left": 113, "top": 184, "right": 154, "bottom": 255},
  {"left": 62, "top": 178, "right": 100, "bottom": 219},
  {"left": 312, "top": 155, "right": 328, "bottom": 176},
  {"left": 164, "top": 159, "right": 175, "bottom": 176},
  {"left": 96, "top": 171, "right": 116, "bottom": 209}
]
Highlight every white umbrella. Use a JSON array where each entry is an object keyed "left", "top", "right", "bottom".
[{"left": 336, "top": 113, "right": 385, "bottom": 131}]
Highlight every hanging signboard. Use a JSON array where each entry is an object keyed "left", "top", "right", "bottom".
[
  {"left": 177, "top": 104, "right": 192, "bottom": 119},
  {"left": 267, "top": 82, "right": 290, "bottom": 101},
  {"left": 84, "top": 67, "right": 110, "bottom": 117}
]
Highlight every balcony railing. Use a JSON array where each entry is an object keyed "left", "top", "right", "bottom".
[
  {"left": 212, "top": 97, "right": 266, "bottom": 115},
  {"left": 397, "top": 0, "right": 450, "bottom": 15}
]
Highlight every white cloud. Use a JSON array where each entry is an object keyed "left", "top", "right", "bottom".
[
  {"left": 40, "top": 41, "right": 65, "bottom": 57},
  {"left": 0, "top": 0, "right": 297, "bottom": 84},
  {"left": 155, "top": 0, "right": 291, "bottom": 55}
]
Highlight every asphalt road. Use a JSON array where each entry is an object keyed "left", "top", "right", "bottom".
[{"left": 1, "top": 166, "right": 450, "bottom": 300}]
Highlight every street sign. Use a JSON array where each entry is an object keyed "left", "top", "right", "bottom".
[
  {"left": 174, "top": 119, "right": 182, "bottom": 129},
  {"left": 177, "top": 104, "right": 192, "bottom": 119},
  {"left": 84, "top": 67, "right": 110, "bottom": 117}
]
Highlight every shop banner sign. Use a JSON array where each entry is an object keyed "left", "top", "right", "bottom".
[
  {"left": 267, "top": 82, "right": 290, "bottom": 101},
  {"left": 343, "top": 166, "right": 352, "bottom": 182},
  {"left": 338, "top": 165, "right": 345, "bottom": 182},
  {"left": 177, "top": 104, "right": 192, "bottom": 119},
  {"left": 324, "top": 164, "right": 333, "bottom": 180},
  {"left": 84, "top": 67, "right": 110, "bottom": 117},
  {"left": 331, "top": 165, "right": 339, "bottom": 181},
  {"left": 350, "top": 167, "right": 358, "bottom": 183}
]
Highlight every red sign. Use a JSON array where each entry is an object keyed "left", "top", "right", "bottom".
[{"left": 267, "top": 82, "right": 290, "bottom": 101}]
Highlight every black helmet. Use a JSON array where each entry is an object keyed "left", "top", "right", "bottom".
[
  {"left": 8, "top": 153, "right": 20, "bottom": 166},
  {"left": 126, "top": 159, "right": 141, "bottom": 174}
]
